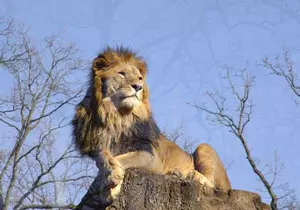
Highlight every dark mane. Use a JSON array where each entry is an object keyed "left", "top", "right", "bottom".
[{"left": 111, "top": 116, "right": 161, "bottom": 156}]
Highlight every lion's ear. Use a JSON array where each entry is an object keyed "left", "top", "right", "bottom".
[{"left": 92, "top": 57, "right": 107, "bottom": 72}]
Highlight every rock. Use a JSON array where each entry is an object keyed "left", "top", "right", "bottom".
[{"left": 76, "top": 169, "right": 270, "bottom": 210}]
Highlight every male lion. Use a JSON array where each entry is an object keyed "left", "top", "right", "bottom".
[{"left": 72, "top": 47, "right": 231, "bottom": 203}]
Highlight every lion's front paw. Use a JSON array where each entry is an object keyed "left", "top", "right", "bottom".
[
  {"left": 107, "top": 165, "right": 125, "bottom": 189},
  {"left": 104, "top": 165, "right": 124, "bottom": 201},
  {"left": 187, "top": 170, "right": 214, "bottom": 188},
  {"left": 95, "top": 157, "right": 125, "bottom": 204},
  {"left": 109, "top": 178, "right": 123, "bottom": 200}
]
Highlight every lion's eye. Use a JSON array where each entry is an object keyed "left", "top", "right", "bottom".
[
  {"left": 118, "top": 72, "right": 126, "bottom": 77},
  {"left": 139, "top": 76, "right": 143, "bottom": 81}
]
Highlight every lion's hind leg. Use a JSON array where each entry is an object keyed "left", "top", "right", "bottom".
[{"left": 192, "top": 143, "right": 231, "bottom": 191}]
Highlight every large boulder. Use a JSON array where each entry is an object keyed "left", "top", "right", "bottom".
[{"left": 76, "top": 169, "right": 270, "bottom": 210}]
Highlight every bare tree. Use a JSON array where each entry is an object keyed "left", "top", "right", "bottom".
[
  {"left": 0, "top": 19, "right": 94, "bottom": 209},
  {"left": 189, "top": 67, "right": 298, "bottom": 210},
  {"left": 262, "top": 49, "right": 300, "bottom": 210}
]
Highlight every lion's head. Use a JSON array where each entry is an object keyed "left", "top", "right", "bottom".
[
  {"left": 90, "top": 47, "right": 150, "bottom": 116},
  {"left": 73, "top": 47, "right": 158, "bottom": 157}
]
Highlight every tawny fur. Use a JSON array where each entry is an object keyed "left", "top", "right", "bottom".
[{"left": 72, "top": 47, "right": 231, "bottom": 201}]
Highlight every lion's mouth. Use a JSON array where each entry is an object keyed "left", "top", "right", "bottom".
[{"left": 122, "top": 94, "right": 138, "bottom": 100}]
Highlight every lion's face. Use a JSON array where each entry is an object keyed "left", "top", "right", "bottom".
[
  {"left": 91, "top": 48, "right": 148, "bottom": 114},
  {"left": 102, "top": 63, "right": 144, "bottom": 112}
]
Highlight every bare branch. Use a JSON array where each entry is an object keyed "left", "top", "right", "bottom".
[
  {"left": 163, "top": 123, "right": 196, "bottom": 153},
  {"left": 18, "top": 203, "right": 76, "bottom": 210},
  {"left": 263, "top": 49, "right": 300, "bottom": 99},
  {"left": 29, "top": 90, "right": 82, "bottom": 125},
  {"left": 0, "top": 117, "right": 20, "bottom": 131},
  {"left": 13, "top": 146, "right": 75, "bottom": 209}
]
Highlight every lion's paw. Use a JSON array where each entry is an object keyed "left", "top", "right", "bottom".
[
  {"left": 107, "top": 165, "right": 125, "bottom": 189},
  {"left": 95, "top": 159, "right": 125, "bottom": 204},
  {"left": 187, "top": 170, "right": 214, "bottom": 188},
  {"left": 103, "top": 166, "right": 125, "bottom": 202},
  {"left": 109, "top": 179, "right": 123, "bottom": 200},
  {"left": 166, "top": 170, "right": 184, "bottom": 179}
]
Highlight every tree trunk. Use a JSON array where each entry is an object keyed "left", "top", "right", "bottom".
[{"left": 76, "top": 169, "right": 270, "bottom": 210}]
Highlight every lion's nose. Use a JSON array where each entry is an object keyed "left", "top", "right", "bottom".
[{"left": 131, "top": 84, "right": 143, "bottom": 92}]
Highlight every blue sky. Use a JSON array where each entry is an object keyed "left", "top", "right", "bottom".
[{"left": 1, "top": 0, "right": 299, "bottom": 205}]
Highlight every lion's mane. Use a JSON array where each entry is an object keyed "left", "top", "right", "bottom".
[{"left": 72, "top": 47, "right": 160, "bottom": 157}]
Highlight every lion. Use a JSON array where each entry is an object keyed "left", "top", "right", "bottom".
[{"left": 72, "top": 47, "right": 231, "bottom": 203}]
